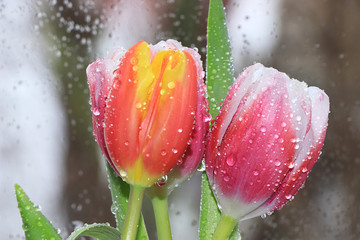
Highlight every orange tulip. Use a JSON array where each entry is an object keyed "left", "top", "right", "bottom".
[{"left": 87, "top": 40, "right": 207, "bottom": 187}]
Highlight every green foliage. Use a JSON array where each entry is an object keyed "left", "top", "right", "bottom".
[
  {"left": 106, "top": 162, "right": 148, "bottom": 240},
  {"left": 15, "top": 184, "right": 62, "bottom": 240},
  {"left": 66, "top": 223, "right": 121, "bottom": 240},
  {"left": 200, "top": 0, "right": 241, "bottom": 239}
]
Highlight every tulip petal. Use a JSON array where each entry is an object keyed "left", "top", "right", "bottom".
[{"left": 86, "top": 48, "right": 125, "bottom": 172}]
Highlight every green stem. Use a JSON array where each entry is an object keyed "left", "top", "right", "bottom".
[
  {"left": 151, "top": 196, "right": 172, "bottom": 240},
  {"left": 121, "top": 185, "right": 145, "bottom": 240},
  {"left": 212, "top": 214, "right": 238, "bottom": 240}
]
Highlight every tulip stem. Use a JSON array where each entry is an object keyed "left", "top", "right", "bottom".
[
  {"left": 152, "top": 196, "right": 172, "bottom": 240},
  {"left": 212, "top": 214, "right": 238, "bottom": 240},
  {"left": 121, "top": 185, "right": 145, "bottom": 240}
]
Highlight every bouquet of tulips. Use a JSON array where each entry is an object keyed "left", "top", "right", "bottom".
[{"left": 15, "top": 0, "right": 329, "bottom": 239}]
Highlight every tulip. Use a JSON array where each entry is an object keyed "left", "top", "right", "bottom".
[
  {"left": 87, "top": 40, "right": 207, "bottom": 187},
  {"left": 205, "top": 63, "right": 329, "bottom": 238},
  {"left": 87, "top": 40, "right": 208, "bottom": 240}
]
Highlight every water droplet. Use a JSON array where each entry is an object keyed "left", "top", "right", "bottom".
[
  {"left": 93, "top": 107, "right": 100, "bottom": 116},
  {"left": 132, "top": 65, "right": 138, "bottom": 71},
  {"left": 253, "top": 170, "right": 259, "bottom": 176},
  {"left": 172, "top": 148, "right": 178, "bottom": 154},
  {"left": 112, "top": 81, "right": 120, "bottom": 89},
  {"left": 177, "top": 128, "right": 183, "bottom": 133},
  {"left": 119, "top": 169, "right": 127, "bottom": 178},
  {"left": 278, "top": 138, "right": 284, "bottom": 143},
  {"left": 260, "top": 126, "right": 267, "bottom": 133},
  {"left": 302, "top": 167, "right": 308, "bottom": 173},
  {"left": 294, "top": 144, "right": 300, "bottom": 150},
  {"left": 288, "top": 161, "right": 295, "bottom": 169},
  {"left": 161, "top": 150, "right": 167, "bottom": 156},
  {"left": 226, "top": 156, "right": 235, "bottom": 166},
  {"left": 168, "top": 81, "right": 176, "bottom": 89},
  {"left": 223, "top": 175, "right": 230, "bottom": 182},
  {"left": 295, "top": 115, "right": 302, "bottom": 121},
  {"left": 285, "top": 194, "right": 292, "bottom": 200},
  {"left": 124, "top": 141, "right": 129, "bottom": 146},
  {"left": 135, "top": 102, "right": 142, "bottom": 109},
  {"left": 157, "top": 175, "right": 168, "bottom": 186},
  {"left": 281, "top": 122, "right": 287, "bottom": 127},
  {"left": 274, "top": 160, "right": 281, "bottom": 167},
  {"left": 130, "top": 57, "right": 137, "bottom": 65},
  {"left": 177, "top": 158, "right": 183, "bottom": 165}
]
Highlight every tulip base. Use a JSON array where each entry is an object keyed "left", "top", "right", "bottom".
[
  {"left": 152, "top": 196, "right": 172, "bottom": 240},
  {"left": 212, "top": 214, "right": 238, "bottom": 240},
  {"left": 121, "top": 185, "right": 145, "bottom": 240}
]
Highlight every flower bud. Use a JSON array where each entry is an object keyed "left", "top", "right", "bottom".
[
  {"left": 87, "top": 40, "right": 208, "bottom": 187},
  {"left": 205, "top": 63, "right": 329, "bottom": 220}
]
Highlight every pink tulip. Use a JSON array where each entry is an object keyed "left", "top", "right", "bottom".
[{"left": 205, "top": 63, "right": 329, "bottom": 220}]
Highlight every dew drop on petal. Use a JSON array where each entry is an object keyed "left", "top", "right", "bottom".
[
  {"left": 112, "top": 81, "right": 120, "bottom": 89},
  {"left": 161, "top": 149, "right": 167, "bottom": 156},
  {"left": 177, "top": 128, "right": 183, "bottom": 133},
  {"left": 226, "top": 156, "right": 235, "bottom": 166},
  {"left": 275, "top": 160, "right": 281, "bottom": 167},
  {"left": 253, "top": 170, "right": 259, "bottom": 176},
  {"left": 93, "top": 107, "right": 100, "bottom": 116},
  {"left": 288, "top": 161, "right": 295, "bottom": 169},
  {"left": 224, "top": 175, "right": 230, "bottom": 182},
  {"left": 285, "top": 194, "right": 292, "bottom": 200},
  {"left": 302, "top": 167, "right": 308, "bottom": 173},
  {"left": 135, "top": 102, "right": 142, "bottom": 109},
  {"left": 168, "top": 81, "right": 176, "bottom": 89},
  {"left": 260, "top": 126, "right": 267, "bottom": 133}
]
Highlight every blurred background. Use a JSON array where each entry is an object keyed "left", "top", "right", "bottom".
[{"left": 1, "top": 0, "right": 359, "bottom": 239}]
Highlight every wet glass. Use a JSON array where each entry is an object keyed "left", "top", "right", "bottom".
[{"left": 1, "top": 0, "right": 359, "bottom": 239}]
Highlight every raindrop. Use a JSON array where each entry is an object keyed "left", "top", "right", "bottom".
[
  {"left": 285, "top": 194, "right": 292, "bottom": 200},
  {"left": 168, "top": 81, "right": 176, "bottom": 89},
  {"left": 119, "top": 169, "right": 127, "bottom": 178},
  {"left": 157, "top": 175, "right": 168, "bottom": 186},
  {"left": 161, "top": 149, "right": 167, "bottom": 156},
  {"left": 177, "top": 128, "right": 183, "bottom": 133},
  {"left": 226, "top": 156, "right": 235, "bottom": 166},
  {"left": 112, "top": 81, "right": 120, "bottom": 89},
  {"left": 294, "top": 144, "right": 300, "bottom": 150},
  {"left": 223, "top": 175, "right": 230, "bottom": 182},
  {"left": 295, "top": 115, "right": 302, "bottom": 121},
  {"left": 301, "top": 167, "right": 308, "bottom": 173},
  {"left": 253, "top": 170, "right": 259, "bottom": 176},
  {"left": 260, "top": 126, "right": 267, "bottom": 133},
  {"left": 172, "top": 148, "right": 178, "bottom": 154},
  {"left": 274, "top": 160, "right": 281, "bottom": 167},
  {"left": 135, "top": 102, "right": 142, "bottom": 109},
  {"left": 93, "top": 107, "right": 100, "bottom": 116},
  {"left": 288, "top": 161, "right": 295, "bottom": 169},
  {"left": 177, "top": 158, "right": 183, "bottom": 166},
  {"left": 132, "top": 65, "right": 139, "bottom": 71},
  {"left": 281, "top": 122, "right": 287, "bottom": 127},
  {"left": 124, "top": 141, "right": 129, "bottom": 146}
]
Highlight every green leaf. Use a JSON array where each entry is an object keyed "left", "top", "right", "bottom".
[
  {"left": 66, "top": 223, "right": 121, "bottom": 240},
  {"left": 206, "top": 0, "right": 234, "bottom": 117},
  {"left": 200, "top": 0, "right": 241, "bottom": 239},
  {"left": 106, "top": 162, "right": 149, "bottom": 240},
  {"left": 199, "top": 173, "right": 221, "bottom": 240},
  {"left": 15, "top": 184, "right": 62, "bottom": 240}
]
